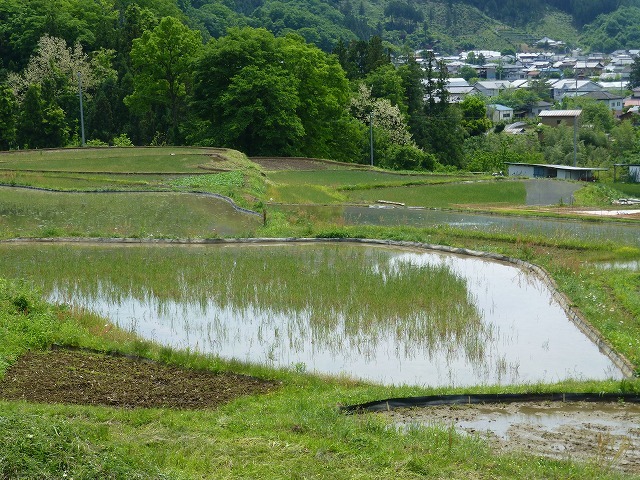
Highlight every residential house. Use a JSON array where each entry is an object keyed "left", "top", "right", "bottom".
[
  {"left": 528, "top": 101, "right": 553, "bottom": 118},
  {"left": 472, "top": 80, "right": 512, "bottom": 97},
  {"left": 573, "top": 61, "right": 605, "bottom": 78},
  {"left": 487, "top": 104, "right": 514, "bottom": 122},
  {"left": 582, "top": 91, "right": 624, "bottom": 114},
  {"left": 446, "top": 78, "right": 474, "bottom": 103},
  {"left": 538, "top": 109, "right": 582, "bottom": 127},
  {"left": 624, "top": 88, "right": 640, "bottom": 109},
  {"left": 549, "top": 79, "right": 602, "bottom": 101}
]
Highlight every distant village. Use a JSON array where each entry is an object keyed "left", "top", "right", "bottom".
[{"left": 405, "top": 37, "right": 640, "bottom": 124}]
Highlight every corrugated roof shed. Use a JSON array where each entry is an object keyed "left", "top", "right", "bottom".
[{"left": 538, "top": 110, "right": 582, "bottom": 117}]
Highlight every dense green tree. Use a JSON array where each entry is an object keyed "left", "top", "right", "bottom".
[
  {"left": 16, "top": 83, "right": 68, "bottom": 148},
  {"left": 459, "top": 96, "right": 492, "bottom": 137},
  {"left": 0, "top": 83, "right": 17, "bottom": 150},
  {"left": 464, "top": 133, "right": 543, "bottom": 172},
  {"left": 494, "top": 88, "right": 542, "bottom": 113},
  {"left": 628, "top": 55, "right": 640, "bottom": 90},
  {"left": 398, "top": 56, "right": 427, "bottom": 146},
  {"left": 192, "top": 27, "right": 359, "bottom": 159},
  {"left": 421, "top": 52, "right": 464, "bottom": 167},
  {"left": 125, "top": 17, "right": 202, "bottom": 144},
  {"left": 459, "top": 65, "right": 478, "bottom": 82},
  {"left": 564, "top": 97, "right": 615, "bottom": 132},
  {"left": 365, "top": 64, "right": 407, "bottom": 113}
]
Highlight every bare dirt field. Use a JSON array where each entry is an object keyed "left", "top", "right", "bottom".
[
  {"left": 0, "top": 349, "right": 278, "bottom": 409},
  {"left": 386, "top": 401, "right": 640, "bottom": 474}
]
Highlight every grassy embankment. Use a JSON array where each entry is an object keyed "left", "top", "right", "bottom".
[{"left": 1, "top": 148, "right": 639, "bottom": 478}]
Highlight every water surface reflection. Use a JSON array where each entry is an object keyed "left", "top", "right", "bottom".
[{"left": 0, "top": 242, "right": 623, "bottom": 387}]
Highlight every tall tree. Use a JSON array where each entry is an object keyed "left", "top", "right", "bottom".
[
  {"left": 0, "top": 83, "right": 17, "bottom": 150},
  {"left": 628, "top": 55, "right": 640, "bottom": 90},
  {"left": 192, "top": 27, "right": 359, "bottom": 160},
  {"left": 16, "top": 83, "right": 68, "bottom": 148},
  {"left": 125, "top": 16, "right": 202, "bottom": 145}
]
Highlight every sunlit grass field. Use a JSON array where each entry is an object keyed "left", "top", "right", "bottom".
[
  {"left": 1, "top": 148, "right": 640, "bottom": 478},
  {"left": 342, "top": 180, "right": 527, "bottom": 208},
  {"left": 0, "top": 147, "right": 223, "bottom": 172},
  {"left": 0, "top": 188, "right": 261, "bottom": 238}
]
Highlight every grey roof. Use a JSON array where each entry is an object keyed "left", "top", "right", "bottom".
[
  {"left": 488, "top": 104, "right": 513, "bottom": 111},
  {"left": 583, "top": 90, "right": 623, "bottom": 100}
]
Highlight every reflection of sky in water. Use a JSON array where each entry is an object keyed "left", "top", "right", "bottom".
[{"left": 49, "top": 245, "right": 623, "bottom": 388}]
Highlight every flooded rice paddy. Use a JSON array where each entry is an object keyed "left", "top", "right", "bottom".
[
  {"left": 0, "top": 241, "right": 624, "bottom": 387},
  {"left": 279, "top": 204, "right": 640, "bottom": 247}
]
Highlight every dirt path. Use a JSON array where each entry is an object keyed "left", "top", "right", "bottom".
[{"left": 386, "top": 401, "right": 640, "bottom": 474}]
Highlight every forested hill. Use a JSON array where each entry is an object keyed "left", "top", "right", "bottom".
[{"left": 2, "top": 0, "right": 640, "bottom": 72}]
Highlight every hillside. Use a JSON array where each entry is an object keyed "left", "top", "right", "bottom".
[{"left": 179, "top": 0, "right": 624, "bottom": 53}]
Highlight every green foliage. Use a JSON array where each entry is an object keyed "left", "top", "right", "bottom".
[
  {"left": 572, "top": 183, "right": 625, "bottom": 206},
  {"left": 169, "top": 171, "right": 244, "bottom": 190},
  {"left": 192, "top": 27, "right": 358, "bottom": 160},
  {"left": 16, "top": 84, "right": 68, "bottom": 149},
  {"left": 111, "top": 134, "right": 133, "bottom": 147},
  {"left": 0, "top": 83, "right": 17, "bottom": 150},
  {"left": 378, "top": 143, "right": 436, "bottom": 170},
  {"left": 580, "top": 6, "right": 640, "bottom": 52},
  {"left": 459, "top": 96, "right": 493, "bottom": 137},
  {"left": 564, "top": 97, "right": 615, "bottom": 132},
  {"left": 125, "top": 16, "right": 203, "bottom": 145},
  {"left": 465, "top": 133, "right": 542, "bottom": 173}
]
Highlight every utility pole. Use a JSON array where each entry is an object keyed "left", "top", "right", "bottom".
[
  {"left": 369, "top": 110, "right": 374, "bottom": 167},
  {"left": 78, "top": 72, "right": 86, "bottom": 147}
]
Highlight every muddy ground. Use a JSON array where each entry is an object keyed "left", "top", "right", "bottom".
[
  {"left": 0, "top": 349, "right": 278, "bottom": 409},
  {"left": 386, "top": 401, "right": 640, "bottom": 474}
]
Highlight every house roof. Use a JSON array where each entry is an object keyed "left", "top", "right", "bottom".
[
  {"left": 538, "top": 109, "right": 582, "bottom": 118},
  {"left": 488, "top": 104, "right": 513, "bottom": 111},
  {"left": 583, "top": 91, "right": 623, "bottom": 100}
]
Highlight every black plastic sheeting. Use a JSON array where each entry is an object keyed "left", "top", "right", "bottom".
[{"left": 341, "top": 393, "right": 640, "bottom": 414}]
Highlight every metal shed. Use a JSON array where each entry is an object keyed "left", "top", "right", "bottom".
[{"left": 506, "top": 163, "right": 607, "bottom": 181}]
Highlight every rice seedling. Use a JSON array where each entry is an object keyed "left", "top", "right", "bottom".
[{"left": 0, "top": 189, "right": 261, "bottom": 238}]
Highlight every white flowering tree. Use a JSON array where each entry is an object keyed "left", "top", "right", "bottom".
[
  {"left": 350, "top": 83, "right": 414, "bottom": 146},
  {"left": 8, "top": 34, "right": 113, "bottom": 102},
  {"left": 350, "top": 83, "right": 433, "bottom": 169}
]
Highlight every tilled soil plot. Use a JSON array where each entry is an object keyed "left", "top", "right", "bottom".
[
  {"left": 387, "top": 402, "right": 640, "bottom": 474},
  {"left": 0, "top": 350, "right": 279, "bottom": 409}
]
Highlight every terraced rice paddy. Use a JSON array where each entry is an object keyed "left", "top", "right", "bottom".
[{"left": 0, "top": 241, "right": 623, "bottom": 387}]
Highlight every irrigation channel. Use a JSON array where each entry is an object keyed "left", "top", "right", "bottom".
[{"left": 0, "top": 239, "right": 631, "bottom": 387}]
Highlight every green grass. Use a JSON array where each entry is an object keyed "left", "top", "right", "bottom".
[
  {"left": 0, "top": 147, "right": 219, "bottom": 173},
  {"left": 266, "top": 169, "right": 481, "bottom": 205},
  {"left": 268, "top": 169, "right": 444, "bottom": 187},
  {"left": 2, "top": 148, "right": 640, "bottom": 478},
  {"left": 0, "top": 189, "right": 261, "bottom": 238},
  {"left": 343, "top": 180, "right": 527, "bottom": 208},
  {"left": 0, "top": 276, "right": 637, "bottom": 479},
  {"left": 611, "top": 183, "right": 640, "bottom": 198}
]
